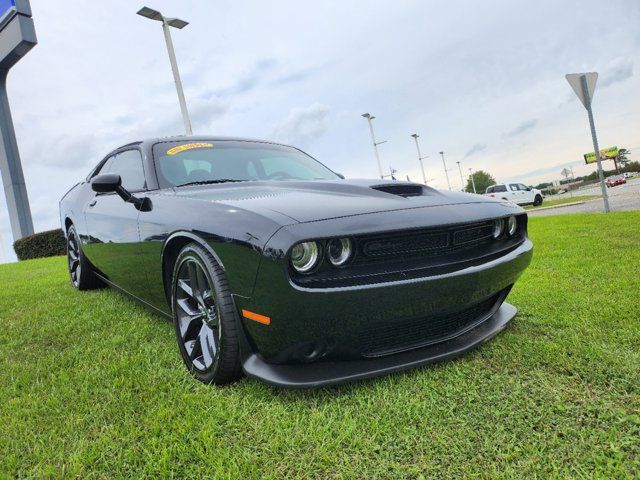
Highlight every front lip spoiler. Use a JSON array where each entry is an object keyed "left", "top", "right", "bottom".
[{"left": 241, "top": 302, "right": 517, "bottom": 388}]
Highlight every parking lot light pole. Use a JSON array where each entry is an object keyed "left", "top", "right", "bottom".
[
  {"left": 137, "top": 6, "right": 193, "bottom": 135},
  {"left": 362, "top": 113, "right": 385, "bottom": 179},
  {"left": 410, "top": 134, "right": 428, "bottom": 185},
  {"left": 468, "top": 168, "right": 477, "bottom": 193},
  {"left": 456, "top": 161, "right": 465, "bottom": 191},
  {"left": 439, "top": 151, "right": 451, "bottom": 190}
]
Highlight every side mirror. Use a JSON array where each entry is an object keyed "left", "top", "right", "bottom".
[
  {"left": 91, "top": 173, "right": 121, "bottom": 193},
  {"left": 526, "top": 186, "right": 532, "bottom": 191},
  {"left": 91, "top": 174, "right": 151, "bottom": 211}
]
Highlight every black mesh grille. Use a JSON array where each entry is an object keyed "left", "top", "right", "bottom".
[
  {"left": 358, "top": 292, "right": 502, "bottom": 357},
  {"left": 358, "top": 220, "right": 494, "bottom": 262}
]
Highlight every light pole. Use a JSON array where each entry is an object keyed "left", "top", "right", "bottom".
[
  {"left": 137, "top": 6, "right": 193, "bottom": 135},
  {"left": 362, "top": 113, "right": 386, "bottom": 179},
  {"left": 410, "top": 134, "right": 429, "bottom": 185},
  {"left": 468, "top": 168, "right": 477, "bottom": 193},
  {"left": 456, "top": 161, "right": 465, "bottom": 191},
  {"left": 439, "top": 151, "right": 451, "bottom": 190}
]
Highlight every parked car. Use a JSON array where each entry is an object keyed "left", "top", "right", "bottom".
[
  {"left": 623, "top": 172, "right": 637, "bottom": 179},
  {"left": 606, "top": 175, "right": 626, "bottom": 187},
  {"left": 485, "top": 183, "right": 544, "bottom": 206},
  {"left": 60, "top": 137, "right": 533, "bottom": 388}
]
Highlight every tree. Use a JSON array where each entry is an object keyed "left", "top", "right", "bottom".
[
  {"left": 616, "top": 148, "right": 631, "bottom": 167},
  {"left": 465, "top": 170, "right": 496, "bottom": 194}
]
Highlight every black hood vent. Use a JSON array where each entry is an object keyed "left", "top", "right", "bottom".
[{"left": 371, "top": 183, "right": 425, "bottom": 198}]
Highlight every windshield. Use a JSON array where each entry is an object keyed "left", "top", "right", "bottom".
[{"left": 153, "top": 140, "right": 339, "bottom": 188}]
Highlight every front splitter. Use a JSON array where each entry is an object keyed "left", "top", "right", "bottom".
[{"left": 242, "top": 302, "right": 517, "bottom": 388}]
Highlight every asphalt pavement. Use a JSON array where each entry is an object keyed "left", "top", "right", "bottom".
[{"left": 527, "top": 177, "right": 640, "bottom": 217}]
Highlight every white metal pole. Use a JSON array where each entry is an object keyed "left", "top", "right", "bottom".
[
  {"left": 162, "top": 18, "right": 193, "bottom": 135},
  {"left": 580, "top": 75, "right": 609, "bottom": 213},
  {"left": 365, "top": 116, "right": 384, "bottom": 179},
  {"left": 456, "top": 161, "right": 465, "bottom": 190},
  {"left": 468, "top": 168, "right": 477, "bottom": 193},
  {"left": 411, "top": 134, "right": 427, "bottom": 185},
  {"left": 440, "top": 151, "right": 451, "bottom": 190}
]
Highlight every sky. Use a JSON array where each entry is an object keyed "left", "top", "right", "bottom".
[{"left": 0, "top": 0, "right": 639, "bottom": 262}]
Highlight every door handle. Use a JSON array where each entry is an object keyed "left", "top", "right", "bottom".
[{"left": 88, "top": 199, "right": 97, "bottom": 207}]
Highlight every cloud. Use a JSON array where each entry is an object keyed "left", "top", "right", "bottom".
[
  {"left": 272, "top": 103, "right": 330, "bottom": 148},
  {"left": 599, "top": 61, "right": 633, "bottom": 89},
  {"left": 505, "top": 119, "right": 537, "bottom": 137},
  {"left": 463, "top": 143, "right": 487, "bottom": 159},
  {"left": 204, "top": 58, "right": 278, "bottom": 98}
]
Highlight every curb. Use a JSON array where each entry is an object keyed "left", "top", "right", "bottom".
[{"left": 527, "top": 201, "right": 585, "bottom": 212}]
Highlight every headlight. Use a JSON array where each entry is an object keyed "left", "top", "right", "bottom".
[
  {"left": 290, "top": 241, "right": 320, "bottom": 273},
  {"left": 327, "top": 238, "right": 353, "bottom": 266},
  {"left": 492, "top": 218, "right": 505, "bottom": 238},
  {"left": 507, "top": 216, "right": 518, "bottom": 236}
]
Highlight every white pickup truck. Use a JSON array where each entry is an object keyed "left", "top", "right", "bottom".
[{"left": 485, "top": 182, "right": 544, "bottom": 206}]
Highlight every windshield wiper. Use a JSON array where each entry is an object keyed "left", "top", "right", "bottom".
[{"left": 175, "top": 179, "right": 244, "bottom": 188}]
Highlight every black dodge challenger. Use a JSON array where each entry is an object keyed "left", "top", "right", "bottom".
[{"left": 59, "top": 137, "right": 533, "bottom": 388}]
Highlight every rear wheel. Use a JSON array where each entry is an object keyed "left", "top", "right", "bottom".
[
  {"left": 66, "top": 225, "right": 103, "bottom": 290},
  {"left": 533, "top": 195, "right": 543, "bottom": 206},
  {"left": 171, "top": 243, "right": 242, "bottom": 385}
]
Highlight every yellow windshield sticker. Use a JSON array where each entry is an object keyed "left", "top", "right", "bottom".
[{"left": 166, "top": 142, "right": 213, "bottom": 155}]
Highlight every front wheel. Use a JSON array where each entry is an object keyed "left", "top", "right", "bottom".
[
  {"left": 533, "top": 195, "right": 543, "bottom": 206},
  {"left": 171, "top": 243, "right": 242, "bottom": 385},
  {"left": 66, "top": 225, "right": 103, "bottom": 290}
]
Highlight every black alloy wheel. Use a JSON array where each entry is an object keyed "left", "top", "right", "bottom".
[
  {"left": 172, "top": 243, "right": 241, "bottom": 384},
  {"left": 66, "top": 225, "right": 102, "bottom": 290}
]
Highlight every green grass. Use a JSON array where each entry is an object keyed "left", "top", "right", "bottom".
[
  {"left": 1, "top": 213, "right": 639, "bottom": 479},
  {"left": 524, "top": 194, "right": 600, "bottom": 210}
]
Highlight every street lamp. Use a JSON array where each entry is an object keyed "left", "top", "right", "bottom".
[
  {"left": 439, "top": 151, "right": 452, "bottom": 190},
  {"left": 456, "top": 161, "right": 465, "bottom": 191},
  {"left": 137, "top": 6, "right": 193, "bottom": 135},
  {"left": 362, "top": 113, "right": 386, "bottom": 179},
  {"left": 468, "top": 168, "right": 477, "bottom": 193},
  {"left": 411, "top": 134, "right": 429, "bottom": 185}
]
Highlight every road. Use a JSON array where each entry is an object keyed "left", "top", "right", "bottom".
[{"left": 528, "top": 177, "right": 640, "bottom": 217}]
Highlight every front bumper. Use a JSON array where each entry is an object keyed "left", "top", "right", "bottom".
[
  {"left": 242, "top": 302, "right": 516, "bottom": 388},
  {"left": 233, "top": 233, "right": 532, "bottom": 387}
]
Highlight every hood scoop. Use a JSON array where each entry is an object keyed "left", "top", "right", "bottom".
[{"left": 371, "top": 183, "right": 426, "bottom": 198}]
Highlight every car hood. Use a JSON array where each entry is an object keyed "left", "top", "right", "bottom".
[{"left": 168, "top": 179, "right": 501, "bottom": 224}]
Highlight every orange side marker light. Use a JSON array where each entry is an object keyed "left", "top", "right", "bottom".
[{"left": 242, "top": 309, "right": 271, "bottom": 325}]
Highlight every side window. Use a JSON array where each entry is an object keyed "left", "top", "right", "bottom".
[
  {"left": 494, "top": 185, "right": 507, "bottom": 193},
  {"left": 509, "top": 184, "right": 519, "bottom": 191},
  {"left": 91, "top": 155, "right": 115, "bottom": 178},
  {"left": 486, "top": 186, "right": 494, "bottom": 194},
  {"left": 110, "top": 150, "right": 145, "bottom": 191},
  {"left": 518, "top": 183, "right": 529, "bottom": 191}
]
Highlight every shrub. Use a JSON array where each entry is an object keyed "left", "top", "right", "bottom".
[{"left": 13, "top": 229, "right": 67, "bottom": 261}]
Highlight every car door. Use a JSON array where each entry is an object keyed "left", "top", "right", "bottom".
[
  {"left": 83, "top": 149, "right": 149, "bottom": 294},
  {"left": 508, "top": 184, "right": 523, "bottom": 204},
  {"left": 518, "top": 183, "right": 534, "bottom": 203}
]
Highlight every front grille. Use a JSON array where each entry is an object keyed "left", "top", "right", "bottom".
[
  {"left": 358, "top": 292, "right": 503, "bottom": 357},
  {"left": 356, "top": 220, "right": 495, "bottom": 263}
]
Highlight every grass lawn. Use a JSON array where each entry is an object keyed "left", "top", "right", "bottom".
[
  {"left": 524, "top": 195, "right": 600, "bottom": 210},
  {"left": 1, "top": 213, "right": 639, "bottom": 478}
]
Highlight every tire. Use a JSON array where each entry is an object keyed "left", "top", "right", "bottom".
[
  {"left": 533, "top": 195, "right": 543, "bottom": 206},
  {"left": 66, "top": 224, "right": 104, "bottom": 290},
  {"left": 171, "top": 242, "right": 242, "bottom": 385}
]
